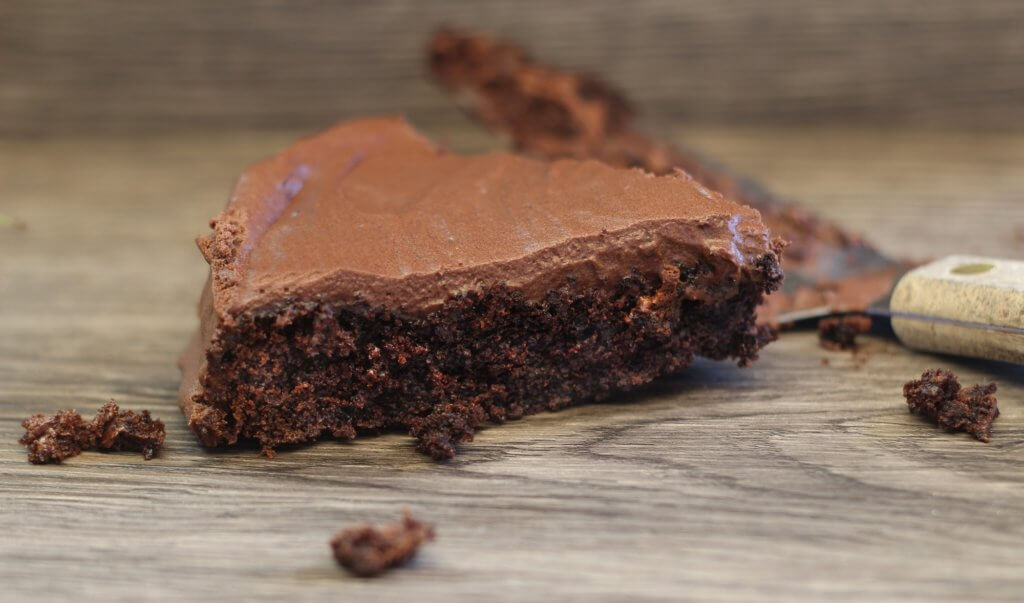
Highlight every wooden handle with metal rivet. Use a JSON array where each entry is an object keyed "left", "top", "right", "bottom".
[{"left": 890, "top": 255, "right": 1024, "bottom": 364}]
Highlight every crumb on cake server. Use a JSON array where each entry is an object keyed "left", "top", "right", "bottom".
[{"left": 177, "top": 116, "right": 783, "bottom": 458}]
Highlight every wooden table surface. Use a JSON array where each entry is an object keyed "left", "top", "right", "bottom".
[{"left": 1, "top": 123, "right": 1023, "bottom": 602}]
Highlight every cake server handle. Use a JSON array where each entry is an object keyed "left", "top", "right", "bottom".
[{"left": 884, "top": 255, "right": 1024, "bottom": 364}]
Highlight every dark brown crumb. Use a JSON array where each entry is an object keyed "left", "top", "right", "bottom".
[
  {"left": 820, "top": 357, "right": 830, "bottom": 366},
  {"left": 330, "top": 511, "right": 435, "bottom": 577},
  {"left": 409, "top": 402, "right": 487, "bottom": 460},
  {"left": 903, "top": 369, "right": 999, "bottom": 442},
  {"left": 19, "top": 409, "right": 96, "bottom": 464},
  {"left": 92, "top": 401, "right": 166, "bottom": 460},
  {"left": 19, "top": 401, "right": 166, "bottom": 464},
  {"left": 818, "top": 314, "right": 872, "bottom": 351}
]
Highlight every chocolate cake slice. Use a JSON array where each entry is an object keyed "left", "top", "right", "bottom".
[{"left": 178, "top": 117, "right": 782, "bottom": 458}]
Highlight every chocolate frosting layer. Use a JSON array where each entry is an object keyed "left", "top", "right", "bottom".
[{"left": 198, "top": 117, "right": 777, "bottom": 319}]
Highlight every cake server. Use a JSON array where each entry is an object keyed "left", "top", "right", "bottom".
[{"left": 775, "top": 254, "right": 1024, "bottom": 364}]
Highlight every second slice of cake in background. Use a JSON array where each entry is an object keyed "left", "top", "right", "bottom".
[{"left": 428, "top": 27, "right": 902, "bottom": 323}]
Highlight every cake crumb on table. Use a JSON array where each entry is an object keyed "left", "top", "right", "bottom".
[
  {"left": 19, "top": 409, "right": 97, "bottom": 464},
  {"left": 19, "top": 401, "right": 166, "bottom": 464},
  {"left": 91, "top": 401, "right": 166, "bottom": 460},
  {"left": 903, "top": 369, "right": 999, "bottom": 442},
  {"left": 818, "top": 314, "right": 872, "bottom": 351},
  {"left": 330, "top": 511, "right": 435, "bottom": 577},
  {"left": 409, "top": 402, "right": 486, "bottom": 460}
]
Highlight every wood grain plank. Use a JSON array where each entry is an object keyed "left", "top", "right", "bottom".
[
  {"left": 2, "top": 0, "right": 1024, "bottom": 136},
  {"left": 1, "top": 126, "right": 1023, "bottom": 601}
]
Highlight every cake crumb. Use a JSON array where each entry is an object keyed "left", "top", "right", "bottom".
[
  {"left": 903, "top": 369, "right": 999, "bottom": 442},
  {"left": 330, "top": 511, "right": 435, "bottom": 577},
  {"left": 409, "top": 402, "right": 486, "bottom": 460},
  {"left": 19, "top": 401, "right": 165, "bottom": 464},
  {"left": 92, "top": 401, "right": 166, "bottom": 460},
  {"left": 818, "top": 314, "right": 872, "bottom": 351},
  {"left": 19, "top": 410, "right": 97, "bottom": 464}
]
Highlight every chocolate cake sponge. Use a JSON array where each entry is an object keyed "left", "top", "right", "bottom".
[{"left": 178, "top": 116, "right": 783, "bottom": 458}]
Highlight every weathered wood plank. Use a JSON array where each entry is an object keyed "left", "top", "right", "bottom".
[
  {"left": 2, "top": 1, "right": 1024, "bottom": 136},
  {"left": 1, "top": 126, "right": 1023, "bottom": 601}
]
